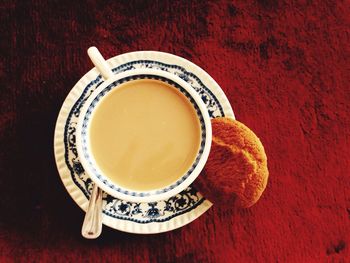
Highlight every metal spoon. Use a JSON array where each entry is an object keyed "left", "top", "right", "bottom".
[
  {"left": 81, "top": 47, "right": 113, "bottom": 239},
  {"left": 81, "top": 184, "right": 103, "bottom": 239}
]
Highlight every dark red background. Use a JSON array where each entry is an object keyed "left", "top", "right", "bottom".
[{"left": 0, "top": 0, "right": 349, "bottom": 262}]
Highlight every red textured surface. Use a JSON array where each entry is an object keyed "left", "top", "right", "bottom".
[{"left": 0, "top": 0, "right": 349, "bottom": 262}]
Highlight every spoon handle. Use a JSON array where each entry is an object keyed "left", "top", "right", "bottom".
[
  {"left": 87, "top": 46, "right": 113, "bottom": 80},
  {"left": 81, "top": 184, "right": 103, "bottom": 239}
]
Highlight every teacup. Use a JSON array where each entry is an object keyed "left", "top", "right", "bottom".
[{"left": 76, "top": 48, "right": 212, "bottom": 202}]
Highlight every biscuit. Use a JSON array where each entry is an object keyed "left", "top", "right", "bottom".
[{"left": 195, "top": 117, "right": 269, "bottom": 208}]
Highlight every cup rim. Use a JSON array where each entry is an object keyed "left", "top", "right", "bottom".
[{"left": 76, "top": 68, "right": 212, "bottom": 202}]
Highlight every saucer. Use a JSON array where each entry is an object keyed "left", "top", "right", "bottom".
[{"left": 54, "top": 51, "right": 234, "bottom": 234}]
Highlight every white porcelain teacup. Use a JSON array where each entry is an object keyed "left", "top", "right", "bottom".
[{"left": 76, "top": 47, "right": 212, "bottom": 202}]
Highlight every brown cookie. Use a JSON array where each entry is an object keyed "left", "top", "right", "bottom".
[{"left": 195, "top": 117, "right": 269, "bottom": 208}]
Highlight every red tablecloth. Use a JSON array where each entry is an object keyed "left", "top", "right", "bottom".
[{"left": 0, "top": 1, "right": 349, "bottom": 262}]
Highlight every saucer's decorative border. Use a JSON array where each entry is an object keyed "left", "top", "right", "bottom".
[
  {"left": 55, "top": 51, "right": 234, "bottom": 234},
  {"left": 80, "top": 74, "right": 207, "bottom": 198}
]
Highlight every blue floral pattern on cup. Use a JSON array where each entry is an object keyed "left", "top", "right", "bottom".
[
  {"left": 80, "top": 74, "right": 207, "bottom": 199},
  {"left": 64, "top": 60, "right": 225, "bottom": 223}
]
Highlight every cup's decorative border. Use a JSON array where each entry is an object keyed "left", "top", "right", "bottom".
[{"left": 80, "top": 74, "right": 206, "bottom": 198}]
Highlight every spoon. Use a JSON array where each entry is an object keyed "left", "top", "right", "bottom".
[
  {"left": 81, "top": 47, "right": 113, "bottom": 239},
  {"left": 81, "top": 183, "right": 103, "bottom": 239}
]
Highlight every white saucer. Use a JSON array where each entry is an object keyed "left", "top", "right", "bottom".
[{"left": 54, "top": 51, "right": 234, "bottom": 234}]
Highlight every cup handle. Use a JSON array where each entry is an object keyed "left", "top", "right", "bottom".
[{"left": 87, "top": 47, "right": 113, "bottom": 80}]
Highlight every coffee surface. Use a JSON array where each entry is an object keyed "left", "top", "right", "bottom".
[{"left": 89, "top": 79, "right": 201, "bottom": 191}]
